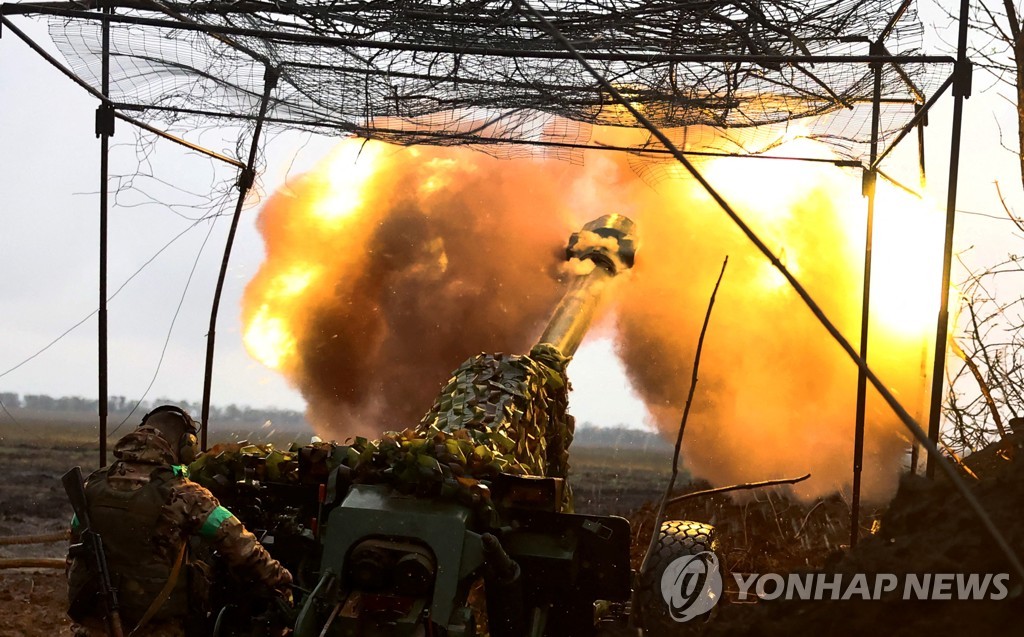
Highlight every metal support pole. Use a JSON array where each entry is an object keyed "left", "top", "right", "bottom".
[
  {"left": 913, "top": 107, "right": 928, "bottom": 478},
  {"left": 926, "top": 0, "right": 972, "bottom": 478},
  {"left": 851, "top": 44, "right": 884, "bottom": 549},
  {"left": 915, "top": 102, "right": 928, "bottom": 187},
  {"left": 97, "top": 3, "right": 113, "bottom": 467},
  {"left": 200, "top": 66, "right": 279, "bottom": 449}
]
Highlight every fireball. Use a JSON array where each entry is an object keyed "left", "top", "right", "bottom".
[{"left": 242, "top": 132, "right": 943, "bottom": 501}]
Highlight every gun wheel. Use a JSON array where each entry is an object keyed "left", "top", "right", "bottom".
[{"left": 636, "top": 520, "right": 719, "bottom": 636}]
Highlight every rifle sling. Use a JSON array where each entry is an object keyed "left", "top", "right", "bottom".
[{"left": 128, "top": 542, "right": 186, "bottom": 637}]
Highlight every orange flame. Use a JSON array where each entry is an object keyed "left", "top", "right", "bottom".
[{"left": 243, "top": 133, "right": 943, "bottom": 501}]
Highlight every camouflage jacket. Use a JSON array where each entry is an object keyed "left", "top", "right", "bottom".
[{"left": 68, "top": 427, "right": 292, "bottom": 626}]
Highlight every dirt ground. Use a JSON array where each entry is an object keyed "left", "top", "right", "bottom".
[
  {"left": 2, "top": 417, "right": 1023, "bottom": 636},
  {"left": 0, "top": 419, "right": 89, "bottom": 637}
]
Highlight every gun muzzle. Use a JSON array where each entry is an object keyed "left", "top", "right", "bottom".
[{"left": 535, "top": 214, "right": 636, "bottom": 358}]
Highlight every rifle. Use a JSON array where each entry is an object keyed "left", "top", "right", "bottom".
[{"left": 63, "top": 466, "right": 126, "bottom": 637}]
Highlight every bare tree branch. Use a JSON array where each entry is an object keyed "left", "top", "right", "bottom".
[{"left": 666, "top": 473, "right": 812, "bottom": 506}]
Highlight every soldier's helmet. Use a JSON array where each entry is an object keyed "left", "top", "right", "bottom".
[{"left": 141, "top": 405, "right": 201, "bottom": 465}]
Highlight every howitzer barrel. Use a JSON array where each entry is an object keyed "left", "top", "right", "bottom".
[{"left": 536, "top": 214, "right": 636, "bottom": 358}]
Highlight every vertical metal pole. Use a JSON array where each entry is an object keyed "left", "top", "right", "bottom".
[
  {"left": 909, "top": 87, "right": 926, "bottom": 476},
  {"left": 926, "top": 0, "right": 971, "bottom": 479},
  {"left": 915, "top": 102, "right": 927, "bottom": 187},
  {"left": 98, "top": 3, "right": 113, "bottom": 467},
  {"left": 851, "top": 45, "right": 884, "bottom": 548},
  {"left": 200, "top": 67, "right": 279, "bottom": 449}
]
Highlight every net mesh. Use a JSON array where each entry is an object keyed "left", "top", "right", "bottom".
[{"left": 27, "top": 0, "right": 950, "bottom": 165}]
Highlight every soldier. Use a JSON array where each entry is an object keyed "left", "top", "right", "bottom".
[{"left": 67, "top": 405, "right": 293, "bottom": 636}]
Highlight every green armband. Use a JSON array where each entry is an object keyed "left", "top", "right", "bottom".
[
  {"left": 199, "top": 506, "right": 235, "bottom": 538},
  {"left": 71, "top": 514, "right": 80, "bottom": 531},
  {"left": 172, "top": 464, "right": 190, "bottom": 478}
]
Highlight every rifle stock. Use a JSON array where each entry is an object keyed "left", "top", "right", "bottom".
[{"left": 62, "top": 466, "right": 126, "bottom": 637}]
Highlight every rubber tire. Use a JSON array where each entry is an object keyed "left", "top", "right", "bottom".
[{"left": 636, "top": 520, "right": 718, "bottom": 636}]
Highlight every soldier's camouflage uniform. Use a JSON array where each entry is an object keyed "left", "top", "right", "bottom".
[{"left": 67, "top": 426, "right": 292, "bottom": 636}]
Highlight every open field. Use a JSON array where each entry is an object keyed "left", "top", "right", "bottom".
[{"left": 0, "top": 416, "right": 94, "bottom": 637}]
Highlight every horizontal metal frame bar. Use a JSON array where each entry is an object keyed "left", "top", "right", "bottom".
[{"left": 112, "top": 101, "right": 863, "bottom": 166}]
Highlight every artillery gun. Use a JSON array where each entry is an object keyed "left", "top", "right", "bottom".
[{"left": 194, "top": 215, "right": 717, "bottom": 636}]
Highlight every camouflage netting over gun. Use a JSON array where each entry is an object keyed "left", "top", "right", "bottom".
[
  {"left": 417, "top": 342, "right": 574, "bottom": 480},
  {"left": 189, "top": 344, "right": 573, "bottom": 512}
]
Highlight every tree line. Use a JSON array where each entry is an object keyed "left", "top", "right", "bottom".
[{"left": 0, "top": 391, "right": 309, "bottom": 428}]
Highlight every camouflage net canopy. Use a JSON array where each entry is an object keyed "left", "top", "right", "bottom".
[
  {"left": 9, "top": 0, "right": 949, "bottom": 164},
  {"left": 190, "top": 344, "right": 573, "bottom": 505}
]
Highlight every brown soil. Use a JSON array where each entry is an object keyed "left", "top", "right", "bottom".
[
  {"left": 0, "top": 421, "right": 89, "bottom": 637},
  {"left": 0, "top": 571, "right": 73, "bottom": 637}
]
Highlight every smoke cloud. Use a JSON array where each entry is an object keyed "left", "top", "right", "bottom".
[
  {"left": 244, "top": 142, "right": 579, "bottom": 437},
  {"left": 244, "top": 134, "right": 940, "bottom": 501}
]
